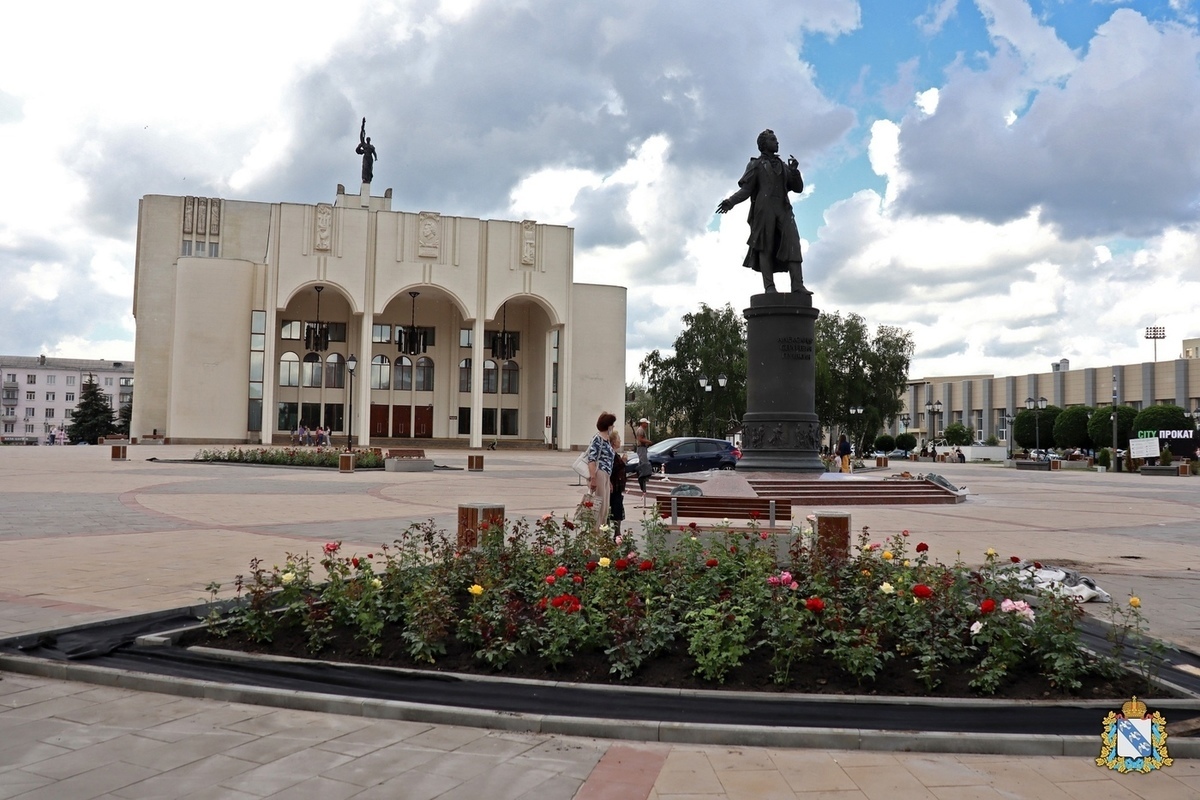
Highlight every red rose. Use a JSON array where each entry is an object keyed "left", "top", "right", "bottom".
[
  {"left": 980, "top": 598, "right": 996, "bottom": 614},
  {"left": 480, "top": 521, "right": 489, "bottom": 530},
  {"left": 351, "top": 557, "right": 359, "bottom": 568},
  {"left": 688, "top": 522, "right": 698, "bottom": 530},
  {"left": 323, "top": 542, "right": 340, "bottom": 555},
  {"left": 729, "top": 545, "right": 738, "bottom": 554},
  {"left": 705, "top": 558, "right": 719, "bottom": 568},
  {"left": 805, "top": 596, "right": 825, "bottom": 613},
  {"left": 901, "top": 529, "right": 910, "bottom": 537},
  {"left": 639, "top": 559, "right": 654, "bottom": 571},
  {"left": 749, "top": 510, "right": 760, "bottom": 520},
  {"left": 1033, "top": 561, "right": 1043, "bottom": 569},
  {"left": 551, "top": 595, "right": 566, "bottom": 608},
  {"left": 913, "top": 584, "right": 933, "bottom": 599},
  {"left": 615, "top": 558, "right": 629, "bottom": 571},
  {"left": 367, "top": 553, "right": 374, "bottom": 559},
  {"left": 545, "top": 575, "right": 556, "bottom": 585},
  {"left": 564, "top": 520, "right": 576, "bottom": 530},
  {"left": 573, "top": 575, "right": 583, "bottom": 584},
  {"left": 537, "top": 597, "right": 547, "bottom": 609},
  {"left": 585, "top": 561, "right": 598, "bottom": 572},
  {"left": 1010, "top": 556, "right": 1021, "bottom": 564},
  {"left": 555, "top": 565, "right": 568, "bottom": 577},
  {"left": 915, "top": 542, "right": 929, "bottom": 553}
]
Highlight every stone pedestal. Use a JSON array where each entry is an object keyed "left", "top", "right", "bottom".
[{"left": 738, "top": 293, "right": 825, "bottom": 472}]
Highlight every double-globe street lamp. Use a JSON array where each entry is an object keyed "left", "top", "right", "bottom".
[
  {"left": 1025, "top": 396, "right": 1047, "bottom": 459},
  {"left": 698, "top": 373, "right": 727, "bottom": 438},
  {"left": 849, "top": 405, "right": 863, "bottom": 454},
  {"left": 924, "top": 399, "right": 942, "bottom": 448}
]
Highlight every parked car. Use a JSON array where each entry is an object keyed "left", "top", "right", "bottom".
[{"left": 625, "top": 437, "right": 741, "bottom": 474}]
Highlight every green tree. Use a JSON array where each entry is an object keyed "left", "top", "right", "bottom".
[
  {"left": 68, "top": 374, "right": 116, "bottom": 444},
  {"left": 942, "top": 422, "right": 973, "bottom": 446},
  {"left": 1012, "top": 405, "right": 1061, "bottom": 450},
  {"left": 638, "top": 304, "right": 747, "bottom": 438},
  {"left": 815, "top": 311, "right": 914, "bottom": 454},
  {"left": 1130, "top": 404, "right": 1194, "bottom": 439},
  {"left": 1052, "top": 406, "right": 1094, "bottom": 450},
  {"left": 1086, "top": 404, "right": 1138, "bottom": 450},
  {"left": 116, "top": 402, "right": 132, "bottom": 437},
  {"left": 895, "top": 432, "right": 917, "bottom": 453},
  {"left": 873, "top": 433, "right": 895, "bottom": 453}
]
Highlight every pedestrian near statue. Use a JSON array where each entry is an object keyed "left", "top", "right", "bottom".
[
  {"left": 634, "top": 417, "right": 653, "bottom": 496},
  {"left": 716, "top": 128, "right": 807, "bottom": 294},
  {"left": 585, "top": 411, "right": 617, "bottom": 525},
  {"left": 837, "top": 433, "right": 852, "bottom": 473}
]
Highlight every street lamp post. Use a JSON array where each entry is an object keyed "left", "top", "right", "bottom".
[
  {"left": 346, "top": 354, "right": 357, "bottom": 449},
  {"left": 1111, "top": 373, "right": 1119, "bottom": 472},
  {"left": 1004, "top": 414, "right": 1016, "bottom": 459},
  {"left": 698, "top": 375, "right": 711, "bottom": 437},
  {"left": 1025, "top": 396, "right": 1047, "bottom": 459},
  {"left": 924, "top": 399, "right": 942, "bottom": 447},
  {"left": 849, "top": 405, "right": 863, "bottom": 453},
  {"left": 698, "top": 374, "right": 728, "bottom": 438}
]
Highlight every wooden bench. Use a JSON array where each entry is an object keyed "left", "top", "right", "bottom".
[
  {"left": 654, "top": 496, "right": 792, "bottom": 529},
  {"left": 386, "top": 448, "right": 426, "bottom": 459}
]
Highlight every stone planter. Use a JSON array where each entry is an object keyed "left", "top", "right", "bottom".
[
  {"left": 1138, "top": 465, "right": 1180, "bottom": 476},
  {"left": 385, "top": 457, "right": 434, "bottom": 472}
]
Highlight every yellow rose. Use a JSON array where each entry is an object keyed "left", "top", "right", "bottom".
[
  {"left": 985, "top": 548, "right": 997, "bottom": 557},
  {"left": 882, "top": 551, "right": 894, "bottom": 561},
  {"left": 1129, "top": 596, "right": 1141, "bottom": 608},
  {"left": 371, "top": 578, "right": 383, "bottom": 589},
  {"left": 880, "top": 582, "right": 895, "bottom": 594},
  {"left": 598, "top": 557, "right": 611, "bottom": 568},
  {"left": 280, "top": 572, "right": 295, "bottom": 585},
  {"left": 468, "top": 583, "right": 484, "bottom": 596},
  {"left": 902, "top": 560, "right": 911, "bottom": 567}
]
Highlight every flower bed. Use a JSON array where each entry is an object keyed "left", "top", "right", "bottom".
[
  {"left": 193, "top": 446, "right": 384, "bottom": 469},
  {"left": 196, "top": 514, "right": 1162, "bottom": 698}
]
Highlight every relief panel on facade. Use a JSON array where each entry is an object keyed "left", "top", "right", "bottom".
[
  {"left": 418, "top": 212, "right": 441, "bottom": 259},
  {"left": 520, "top": 220, "right": 536, "bottom": 267},
  {"left": 208, "top": 198, "right": 221, "bottom": 235},
  {"left": 195, "top": 198, "right": 208, "bottom": 236},
  {"left": 314, "top": 203, "right": 333, "bottom": 251},
  {"left": 183, "top": 196, "right": 194, "bottom": 234}
]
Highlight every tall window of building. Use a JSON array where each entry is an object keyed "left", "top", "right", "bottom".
[
  {"left": 2, "top": 423, "right": 12, "bottom": 433},
  {"left": 281, "top": 320, "right": 302, "bottom": 340},
  {"left": 301, "top": 353, "right": 323, "bottom": 387},
  {"left": 25, "top": 407, "right": 36, "bottom": 417},
  {"left": 372, "top": 324, "right": 392, "bottom": 343},
  {"left": 458, "top": 359, "right": 471, "bottom": 393},
  {"left": 104, "top": 377, "right": 113, "bottom": 387},
  {"left": 278, "top": 402, "right": 298, "bottom": 432},
  {"left": 501, "top": 360, "right": 519, "bottom": 394},
  {"left": 459, "top": 329, "right": 473, "bottom": 348},
  {"left": 45, "top": 408, "right": 54, "bottom": 418},
  {"left": 46, "top": 375, "right": 56, "bottom": 385},
  {"left": 181, "top": 240, "right": 192, "bottom": 256},
  {"left": 4, "top": 374, "right": 14, "bottom": 382},
  {"left": 325, "top": 353, "right": 345, "bottom": 389},
  {"left": 394, "top": 356, "right": 412, "bottom": 391},
  {"left": 327, "top": 322, "right": 347, "bottom": 342},
  {"left": 45, "top": 392, "right": 55, "bottom": 402},
  {"left": 482, "top": 360, "right": 498, "bottom": 394},
  {"left": 247, "top": 310, "right": 266, "bottom": 433},
  {"left": 65, "top": 392, "right": 75, "bottom": 403},
  {"left": 279, "top": 352, "right": 300, "bottom": 387},
  {"left": 500, "top": 408, "right": 518, "bottom": 436},
  {"left": 209, "top": 241, "right": 219, "bottom": 257},
  {"left": 26, "top": 375, "right": 35, "bottom": 384},
  {"left": 370, "top": 355, "right": 391, "bottom": 390},
  {"left": 26, "top": 391, "right": 34, "bottom": 401},
  {"left": 66, "top": 376, "right": 75, "bottom": 386},
  {"left": 415, "top": 357, "right": 434, "bottom": 392}
]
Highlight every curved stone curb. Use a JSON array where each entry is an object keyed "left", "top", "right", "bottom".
[{"left": 3, "top": 651, "right": 1197, "bottom": 759}]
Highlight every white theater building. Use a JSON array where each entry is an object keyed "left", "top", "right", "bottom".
[{"left": 131, "top": 184, "right": 626, "bottom": 449}]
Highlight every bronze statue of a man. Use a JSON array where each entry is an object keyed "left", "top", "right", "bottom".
[
  {"left": 716, "top": 129, "right": 806, "bottom": 293},
  {"left": 356, "top": 117, "right": 377, "bottom": 184}
]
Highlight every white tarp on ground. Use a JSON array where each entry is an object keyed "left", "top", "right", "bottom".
[{"left": 1001, "top": 562, "right": 1112, "bottom": 603}]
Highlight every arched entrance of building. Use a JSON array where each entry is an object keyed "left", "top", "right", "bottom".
[{"left": 273, "top": 284, "right": 355, "bottom": 444}]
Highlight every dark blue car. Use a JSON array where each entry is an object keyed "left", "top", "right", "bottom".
[{"left": 625, "top": 437, "right": 741, "bottom": 474}]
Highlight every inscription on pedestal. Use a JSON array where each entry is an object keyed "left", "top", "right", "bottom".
[{"left": 778, "top": 336, "right": 813, "bottom": 361}]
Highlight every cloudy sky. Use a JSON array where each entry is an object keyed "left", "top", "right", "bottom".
[{"left": 4, "top": 0, "right": 1200, "bottom": 383}]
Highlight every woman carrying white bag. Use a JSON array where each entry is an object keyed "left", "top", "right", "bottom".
[{"left": 580, "top": 411, "right": 617, "bottom": 526}]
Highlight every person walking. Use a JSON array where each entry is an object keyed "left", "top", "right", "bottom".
[
  {"left": 585, "top": 412, "right": 617, "bottom": 526},
  {"left": 837, "top": 434, "right": 852, "bottom": 473},
  {"left": 634, "top": 417, "right": 653, "bottom": 500},
  {"left": 608, "top": 429, "right": 626, "bottom": 535}
]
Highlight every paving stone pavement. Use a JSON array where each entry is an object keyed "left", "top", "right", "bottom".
[{"left": 1, "top": 445, "right": 1198, "bottom": 798}]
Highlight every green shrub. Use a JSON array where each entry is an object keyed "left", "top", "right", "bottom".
[
  {"left": 873, "top": 434, "right": 895, "bottom": 452},
  {"left": 1096, "top": 448, "right": 1112, "bottom": 469}
]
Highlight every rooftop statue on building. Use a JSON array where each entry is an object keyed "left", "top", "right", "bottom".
[{"left": 356, "top": 117, "right": 377, "bottom": 184}]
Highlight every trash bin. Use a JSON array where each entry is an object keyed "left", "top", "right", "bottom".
[
  {"left": 457, "top": 503, "right": 504, "bottom": 549},
  {"left": 1115, "top": 456, "right": 1123, "bottom": 472},
  {"left": 468, "top": 455, "right": 484, "bottom": 471},
  {"left": 339, "top": 452, "right": 355, "bottom": 473},
  {"left": 111, "top": 445, "right": 127, "bottom": 461}
]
